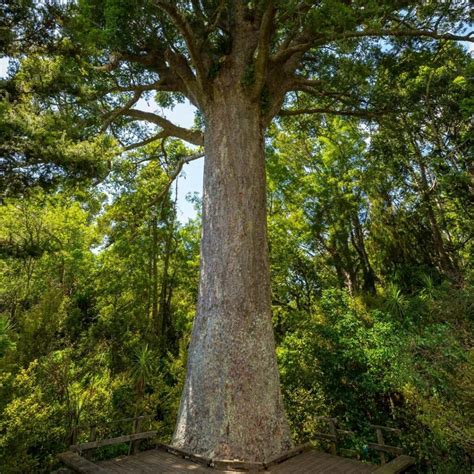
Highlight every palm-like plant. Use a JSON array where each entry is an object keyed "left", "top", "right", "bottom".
[
  {"left": 419, "top": 273, "right": 436, "bottom": 301},
  {"left": 385, "top": 283, "right": 408, "bottom": 318},
  {"left": 130, "top": 344, "right": 155, "bottom": 416}
]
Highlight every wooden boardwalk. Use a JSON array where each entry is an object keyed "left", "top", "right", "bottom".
[
  {"left": 59, "top": 416, "right": 415, "bottom": 473},
  {"left": 97, "top": 448, "right": 378, "bottom": 473},
  {"left": 270, "top": 450, "right": 377, "bottom": 473}
]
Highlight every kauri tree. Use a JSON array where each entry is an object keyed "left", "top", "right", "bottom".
[{"left": 3, "top": 0, "right": 472, "bottom": 462}]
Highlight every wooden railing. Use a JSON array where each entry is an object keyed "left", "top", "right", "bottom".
[
  {"left": 368, "top": 424, "right": 403, "bottom": 465},
  {"left": 313, "top": 417, "right": 409, "bottom": 467},
  {"left": 313, "top": 416, "right": 354, "bottom": 456},
  {"left": 70, "top": 415, "right": 157, "bottom": 456},
  {"left": 60, "top": 414, "right": 415, "bottom": 473}
]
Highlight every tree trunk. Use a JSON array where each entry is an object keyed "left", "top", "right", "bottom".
[
  {"left": 158, "top": 201, "right": 175, "bottom": 345},
  {"left": 418, "top": 160, "right": 457, "bottom": 277},
  {"left": 172, "top": 92, "right": 291, "bottom": 461},
  {"left": 150, "top": 209, "right": 160, "bottom": 335},
  {"left": 409, "top": 137, "right": 459, "bottom": 278},
  {"left": 351, "top": 214, "right": 377, "bottom": 294}
]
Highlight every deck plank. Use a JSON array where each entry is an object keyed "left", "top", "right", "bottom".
[
  {"left": 270, "top": 450, "right": 376, "bottom": 474},
  {"left": 94, "top": 448, "right": 385, "bottom": 473}
]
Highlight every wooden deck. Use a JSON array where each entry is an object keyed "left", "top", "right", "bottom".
[
  {"left": 96, "top": 448, "right": 378, "bottom": 473},
  {"left": 270, "top": 450, "right": 377, "bottom": 473},
  {"left": 59, "top": 416, "right": 415, "bottom": 473}
]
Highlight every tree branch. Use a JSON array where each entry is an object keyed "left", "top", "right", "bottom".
[
  {"left": 272, "top": 38, "right": 312, "bottom": 65},
  {"left": 292, "top": 76, "right": 325, "bottom": 88},
  {"left": 164, "top": 49, "right": 203, "bottom": 107},
  {"left": 112, "top": 79, "right": 182, "bottom": 94},
  {"left": 101, "top": 91, "right": 142, "bottom": 132},
  {"left": 252, "top": 1, "right": 276, "bottom": 99},
  {"left": 149, "top": 151, "right": 205, "bottom": 207},
  {"left": 274, "top": 26, "right": 472, "bottom": 69},
  {"left": 317, "top": 28, "right": 474, "bottom": 45},
  {"left": 123, "top": 133, "right": 167, "bottom": 152},
  {"left": 94, "top": 53, "right": 122, "bottom": 72},
  {"left": 124, "top": 109, "right": 204, "bottom": 145},
  {"left": 205, "top": 0, "right": 226, "bottom": 33},
  {"left": 273, "top": 2, "right": 315, "bottom": 62},
  {"left": 278, "top": 107, "right": 387, "bottom": 119},
  {"left": 93, "top": 49, "right": 189, "bottom": 98},
  {"left": 154, "top": 1, "right": 208, "bottom": 92}
]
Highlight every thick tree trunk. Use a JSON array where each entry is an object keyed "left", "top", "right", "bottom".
[{"left": 172, "top": 92, "right": 291, "bottom": 461}]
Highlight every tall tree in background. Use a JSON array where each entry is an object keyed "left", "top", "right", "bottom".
[{"left": 3, "top": 0, "right": 472, "bottom": 462}]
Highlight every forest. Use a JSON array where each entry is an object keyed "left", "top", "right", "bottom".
[{"left": 0, "top": 1, "right": 473, "bottom": 473}]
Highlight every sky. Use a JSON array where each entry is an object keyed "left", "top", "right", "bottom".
[
  {"left": 0, "top": 57, "right": 203, "bottom": 223},
  {"left": 136, "top": 98, "right": 203, "bottom": 223}
]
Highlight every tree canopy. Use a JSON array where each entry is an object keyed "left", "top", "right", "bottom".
[{"left": 1, "top": 1, "right": 472, "bottom": 191}]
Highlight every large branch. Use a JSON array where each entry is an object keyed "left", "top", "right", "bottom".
[
  {"left": 279, "top": 107, "right": 387, "bottom": 119},
  {"left": 252, "top": 1, "right": 276, "bottom": 99},
  {"left": 164, "top": 49, "right": 203, "bottom": 107},
  {"left": 272, "top": 37, "right": 312, "bottom": 65},
  {"left": 292, "top": 76, "right": 325, "bottom": 88},
  {"left": 93, "top": 50, "right": 191, "bottom": 101},
  {"left": 291, "top": 83, "right": 354, "bottom": 103},
  {"left": 111, "top": 79, "right": 183, "bottom": 94},
  {"left": 95, "top": 51, "right": 165, "bottom": 74},
  {"left": 274, "top": 26, "right": 472, "bottom": 70},
  {"left": 124, "top": 109, "right": 204, "bottom": 145},
  {"left": 204, "top": 0, "right": 227, "bottom": 34},
  {"left": 154, "top": 1, "right": 208, "bottom": 92},
  {"left": 318, "top": 28, "right": 474, "bottom": 45}
]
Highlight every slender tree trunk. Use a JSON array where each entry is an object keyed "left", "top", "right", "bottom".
[
  {"left": 340, "top": 238, "right": 358, "bottom": 295},
  {"left": 172, "top": 91, "right": 291, "bottom": 461},
  {"left": 418, "top": 160, "right": 457, "bottom": 276},
  {"left": 158, "top": 203, "right": 175, "bottom": 343},
  {"left": 351, "top": 214, "right": 377, "bottom": 294},
  {"left": 150, "top": 209, "right": 160, "bottom": 335},
  {"left": 409, "top": 137, "right": 459, "bottom": 277}
]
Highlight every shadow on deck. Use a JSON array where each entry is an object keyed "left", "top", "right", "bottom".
[{"left": 59, "top": 444, "right": 415, "bottom": 473}]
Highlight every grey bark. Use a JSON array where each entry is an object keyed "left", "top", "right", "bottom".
[{"left": 172, "top": 90, "right": 291, "bottom": 461}]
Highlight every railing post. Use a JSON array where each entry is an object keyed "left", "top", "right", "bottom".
[
  {"left": 84, "top": 426, "right": 97, "bottom": 460},
  {"left": 70, "top": 425, "right": 78, "bottom": 447},
  {"left": 129, "top": 417, "right": 142, "bottom": 455},
  {"left": 369, "top": 424, "right": 403, "bottom": 464},
  {"left": 328, "top": 419, "right": 337, "bottom": 456},
  {"left": 376, "top": 427, "right": 386, "bottom": 464}
]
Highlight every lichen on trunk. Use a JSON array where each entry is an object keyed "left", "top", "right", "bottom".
[{"left": 172, "top": 90, "right": 291, "bottom": 462}]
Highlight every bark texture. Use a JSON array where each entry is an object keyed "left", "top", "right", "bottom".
[{"left": 172, "top": 90, "right": 291, "bottom": 461}]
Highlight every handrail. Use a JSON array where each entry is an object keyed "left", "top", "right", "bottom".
[
  {"left": 369, "top": 424, "right": 403, "bottom": 465},
  {"left": 70, "top": 414, "right": 157, "bottom": 455},
  {"left": 313, "top": 417, "right": 409, "bottom": 467},
  {"left": 71, "top": 431, "right": 157, "bottom": 453},
  {"left": 73, "top": 414, "right": 155, "bottom": 432}
]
